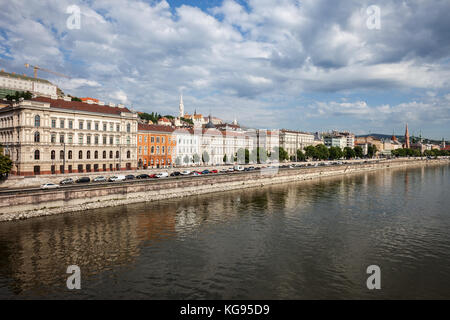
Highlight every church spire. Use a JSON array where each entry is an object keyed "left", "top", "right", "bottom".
[
  {"left": 179, "top": 94, "right": 184, "bottom": 118},
  {"left": 404, "top": 123, "right": 410, "bottom": 149}
]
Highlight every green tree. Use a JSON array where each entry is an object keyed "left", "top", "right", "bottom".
[
  {"left": 0, "top": 146, "right": 13, "bottom": 176},
  {"left": 252, "top": 147, "right": 268, "bottom": 163},
  {"left": 304, "top": 145, "right": 317, "bottom": 159},
  {"left": 5, "top": 90, "right": 32, "bottom": 101},
  {"left": 273, "top": 147, "right": 289, "bottom": 161},
  {"left": 193, "top": 153, "right": 200, "bottom": 164},
  {"left": 343, "top": 147, "right": 356, "bottom": 159},
  {"left": 354, "top": 146, "right": 363, "bottom": 158},
  {"left": 329, "top": 146, "right": 343, "bottom": 160},
  {"left": 315, "top": 144, "right": 329, "bottom": 160},
  {"left": 202, "top": 151, "right": 210, "bottom": 164},
  {"left": 367, "top": 144, "right": 378, "bottom": 158},
  {"left": 296, "top": 149, "right": 306, "bottom": 161},
  {"left": 183, "top": 155, "right": 190, "bottom": 164}
]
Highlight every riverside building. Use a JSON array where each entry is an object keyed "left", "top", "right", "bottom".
[
  {"left": 0, "top": 69, "right": 57, "bottom": 98},
  {"left": 0, "top": 96, "right": 138, "bottom": 175},
  {"left": 137, "top": 123, "right": 176, "bottom": 169}
]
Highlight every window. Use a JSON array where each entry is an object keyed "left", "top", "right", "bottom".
[
  {"left": 144, "top": 146, "right": 148, "bottom": 154},
  {"left": 60, "top": 119, "right": 64, "bottom": 128},
  {"left": 60, "top": 150, "right": 64, "bottom": 160},
  {"left": 69, "top": 120, "right": 73, "bottom": 129},
  {"left": 103, "top": 123, "right": 107, "bottom": 131},
  {"left": 87, "top": 151, "right": 91, "bottom": 159},
  {"left": 95, "top": 136, "right": 99, "bottom": 145},
  {"left": 116, "top": 137, "right": 119, "bottom": 145},
  {"left": 110, "top": 151, "right": 113, "bottom": 159},
  {"left": 79, "top": 121, "right": 83, "bottom": 130},
  {"left": 127, "top": 150, "right": 130, "bottom": 159},
  {"left": 68, "top": 135, "right": 73, "bottom": 144},
  {"left": 34, "top": 115, "right": 40, "bottom": 127},
  {"left": 151, "top": 146, "right": 154, "bottom": 154},
  {"left": 87, "top": 122, "right": 91, "bottom": 130},
  {"left": 103, "top": 135, "right": 107, "bottom": 144},
  {"left": 51, "top": 119, "right": 56, "bottom": 128},
  {"left": 51, "top": 134, "right": 56, "bottom": 143},
  {"left": 95, "top": 123, "right": 99, "bottom": 131},
  {"left": 162, "top": 137, "right": 165, "bottom": 143},
  {"left": 116, "top": 124, "right": 120, "bottom": 132},
  {"left": 34, "top": 150, "right": 40, "bottom": 160},
  {"left": 109, "top": 136, "right": 113, "bottom": 145},
  {"left": 60, "top": 134, "right": 64, "bottom": 143},
  {"left": 87, "top": 135, "right": 91, "bottom": 144},
  {"left": 51, "top": 150, "right": 55, "bottom": 160},
  {"left": 78, "top": 135, "right": 83, "bottom": 144},
  {"left": 156, "top": 137, "right": 160, "bottom": 143},
  {"left": 139, "top": 146, "right": 142, "bottom": 154},
  {"left": 103, "top": 151, "right": 106, "bottom": 159},
  {"left": 94, "top": 151, "right": 98, "bottom": 159},
  {"left": 116, "top": 151, "right": 119, "bottom": 159},
  {"left": 127, "top": 136, "right": 130, "bottom": 145},
  {"left": 144, "top": 136, "right": 147, "bottom": 143},
  {"left": 127, "top": 123, "right": 131, "bottom": 133},
  {"left": 110, "top": 123, "right": 113, "bottom": 131},
  {"left": 34, "top": 131, "right": 40, "bottom": 142},
  {"left": 139, "top": 136, "right": 142, "bottom": 143},
  {"left": 151, "top": 137, "right": 154, "bottom": 143},
  {"left": 79, "top": 151, "right": 83, "bottom": 159},
  {"left": 162, "top": 146, "right": 165, "bottom": 154},
  {"left": 156, "top": 146, "right": 160, "bottom": 154},
  {"left": 68, "top": 151, "right": 72, "bottom": 159}
]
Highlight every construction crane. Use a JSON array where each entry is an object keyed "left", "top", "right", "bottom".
[{"left": 24, "top": 63, "right": 70, "bottom": 79}]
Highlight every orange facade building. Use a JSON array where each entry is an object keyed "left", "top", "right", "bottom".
[{"left": 137, "top": 123, "right": 176, "bottom": 169}]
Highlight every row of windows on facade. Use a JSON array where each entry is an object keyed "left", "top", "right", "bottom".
[
  {"left": 32, "top": 149, "right": 132, "bottom": 160},
  {"left": 138, "top": 158, "right": 171, "bottom": 166},
  {"left": 34, "top": 115, "right": 132, "bottom": 133},
  {"left": 32, "top": 163, "right": 133, "bottom": 175},
  {"left": 138, "top": 146, "right": 173, "bottom": 155},
  {"left": 0, "top": 78, "right": 54, "bottom": 90},
  {"left": 33, "top": 131, "right": 132, "bottom": 145},
  {"left": 138, "top": 135, "right": 173, "bottom": 144}
]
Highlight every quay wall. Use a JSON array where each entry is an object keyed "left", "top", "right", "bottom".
[{"left": 0, "top": 159, "right": 448, "bottom": 222}]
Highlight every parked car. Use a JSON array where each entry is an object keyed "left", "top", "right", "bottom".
[
  {"left": 234, "top": 166, "right": 244, "bottom": 171},
  {"left": 192, "top": 171, "right": 202, "bottom": 176},
  {"left": 109, "top": 175, "right": 126, "bottom": 182},
  {"left": 136, "top": 174, "right": 150, "bottom": 179},
  {"left": 180, "top": 170, "right": 191, "bottom": 175},
  {"left": 156, "top": 172, "right": 169, "bottom": 178},
  {"left": 149, "top": 174, "right": 158, "bottom": 178},
  {"left": 210, "top": 169, "right": 218, "bottom": 174},
  {"left": 201, "top": 170, "right": 210, "bottom": 174},
  {"left": 227, "top": 168, "right": 235, "bottom": 172},
  {"left": 60, "top": 178, "right": 74, "bottom": 185},
  {"left": 40, "top": 183, "right": 60, "bottom": 189},
  {"left": 220, "top": 169, "right": 228, "bottom": 173},
  {"left": 93, "top": 176, "right": 107, "bottom": 182},
  {"left": 170, "top": 171, "right": 181, "bottom": 176},
  {"left": 76, "top": 177, "right": 90, "bottom": 183},
  {"left": 125, "top": 174, "right": 135, "bottom": 180}
]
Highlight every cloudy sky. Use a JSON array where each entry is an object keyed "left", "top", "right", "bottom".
[{"left": 1, "top": 0, "right": 449, "bottom": 139}]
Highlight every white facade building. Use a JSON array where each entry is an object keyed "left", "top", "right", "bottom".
[{"left": 0, "top": 70, "right": 57, "bottom": 97}]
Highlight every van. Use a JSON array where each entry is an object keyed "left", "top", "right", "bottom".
[
  {"left": 109, "top": 175, "right": 126, "bottom": 182},
  {"left": 234, "top": 166, "right": 244, "bottom": 171}
]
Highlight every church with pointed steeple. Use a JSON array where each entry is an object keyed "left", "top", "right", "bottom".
[{"left": 403, "top": 123, "right": 410, "bottom": 149}]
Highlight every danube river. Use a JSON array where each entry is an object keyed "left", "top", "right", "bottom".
[{"left": 0, "top": 164, "right": 449, "bottom": 299}]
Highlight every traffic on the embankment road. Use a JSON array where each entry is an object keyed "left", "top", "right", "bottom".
[{"left": 1, "top": 157, "right": 447, "bottom": 195}]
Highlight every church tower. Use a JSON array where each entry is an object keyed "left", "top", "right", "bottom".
[
  {"left": 404, "top": 123, "right": 410, "bottom": 149},
  {"left": 179, "top": 95, "right": 184, "bottom": 118}
]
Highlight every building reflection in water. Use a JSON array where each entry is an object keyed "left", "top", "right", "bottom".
[{"left": 0, "top": 164, "right": 448, "bottom": 299}]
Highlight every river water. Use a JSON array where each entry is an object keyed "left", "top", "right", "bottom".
[{"left": 0, "top": 164, "right": 449, "bottom": 299}]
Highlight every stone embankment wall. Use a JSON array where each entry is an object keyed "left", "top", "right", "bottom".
[{"left": 0, "top": 159, "right": 448, "bottom": 222}]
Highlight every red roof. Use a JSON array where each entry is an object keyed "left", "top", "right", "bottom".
[
  {"left": 138, "top": 123, "right": 175, "bottom": 133},
  {"left": 442, "top": 145, "right": 450, "bottom": 151},
  {"left": 31, "top": 97, "right": 132, "bottom": 115}
]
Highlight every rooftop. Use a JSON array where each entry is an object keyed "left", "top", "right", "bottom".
[{"left": 31, "top": 96, "right": 132, "bottom": 115}]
